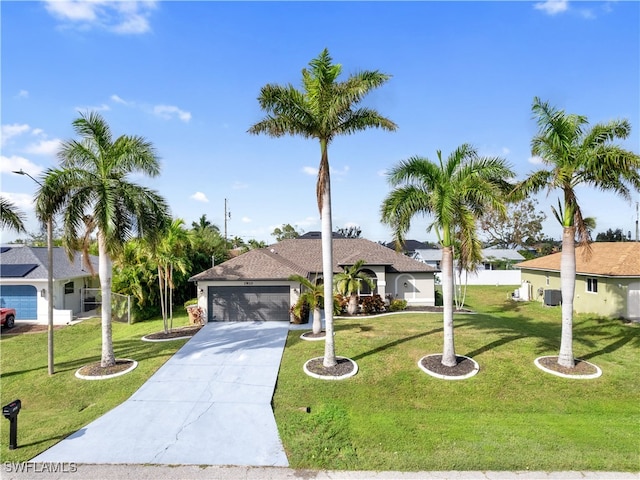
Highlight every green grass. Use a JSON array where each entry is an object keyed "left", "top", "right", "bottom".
[
  {"left": 0, "top": 314, "right": 192, "bottom": 463},
  {"left": 273, "top": 285, "right": 640, "bottom": 471},
  {"left": 1, "top": 287, "right": 638, "bottom": 471}
]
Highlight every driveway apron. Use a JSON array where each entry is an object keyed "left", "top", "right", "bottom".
[{"left": 32, "top": 321, "right": 290, "bottom": 466}]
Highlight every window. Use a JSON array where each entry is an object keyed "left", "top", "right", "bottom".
[
  {"left": 64, "top": 281, "right": 74, "bottom": 295},
  {"left": 587, "top": 278, "right": 598, "bottom": 293}
]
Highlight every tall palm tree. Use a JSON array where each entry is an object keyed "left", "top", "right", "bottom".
[
  {"left": 516, "top": 97, "right": 640, "bottom": 368},
  {"left": 381, "top": 144, "right": 514, "bottom": 367},
  {"left": 0, "top": 197, "right": 26, "bottom": 232},
  {"left": 289, "top": 274, "right": 325, "bottom": 334},
  {"left": 36, "top": 111, "right": 170, "bottom": 368},
  {"left": 334, "top": 259, "right": 375, "bottom": 315},
  {"left": 249, "top": 49, "right": 396, "bottom": 367}
]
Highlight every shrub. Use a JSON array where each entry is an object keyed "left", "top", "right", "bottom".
[
  {"left": 290, "top": 300, "right": 310, "bottom": 324},
  {"left": 184, "top": 298, "right": 198, "bottom": 308},
  {"left": 388, "top": 299, "right": 408, "bottom": 312},
  {"left": 360, "top": 295, "right": 385, "bottom": 314}
]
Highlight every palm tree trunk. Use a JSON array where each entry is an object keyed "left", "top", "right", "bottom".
[
  {"left": 320, "top": 146, "right": 337, "bottom": 368},
  {"left": 98, "top": 233, "right": 116, "bottom": 367},
  {"left": 441, "top": 245, "right": 457, "bottom": 367},
  {"left": 312, "top": 307, "right": 322, "bottom": 335},
  {"left": 558, "top": 226, "right": 576, "bottom": 368},
  {"left": 348, "top": 293, "right": 358, "bottom": 315},
  {"left": 158, "top": 265, "right": 167, "bottom": 333}
]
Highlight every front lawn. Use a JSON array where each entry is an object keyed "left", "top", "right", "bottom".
[
  {"left": 273, "top": 285, "right": 640, "bottom": 471},
  {"left": 0, "top": 314, "right": 192, "bottom": 463}
]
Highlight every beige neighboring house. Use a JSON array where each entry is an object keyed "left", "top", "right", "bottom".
[
  {"left": 189, "top": 232, "right": 438, "bottom": 322},
  {"left": 516, "top": 242, "right": 640, "bottom": 321}
]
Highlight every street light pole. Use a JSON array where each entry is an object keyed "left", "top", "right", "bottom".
[{"left": 13, "top": 170, "right": 55, "bottom": 375}]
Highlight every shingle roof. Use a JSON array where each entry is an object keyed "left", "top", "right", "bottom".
[
  {"left": 0, "top": 245, "right": 99, "bottom": 280},
  {"left": 515, "top": 242, "right": 640, "bottom": 277},
  {"left": 190, "top": 237, "right": 436, "bottom": 281}
]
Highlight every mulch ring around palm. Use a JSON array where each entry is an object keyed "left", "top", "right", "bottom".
[
  {"left": 143, "top": 325, "right": 203, "bottom": 341},
  {"left": 535, "top": 355, "right": 602, "bottom": 379},
  {"left": 300, "top": 331, "right": 326, "bottom": 341},
  {"left": 75, "top": 359, "right": 138, "bottom": 379},
  {"left": 420, "top": 354, "right": 479, "bottom": 378},
  {"left": 304, "top": 356, "right": 358, "bottom": 380}
]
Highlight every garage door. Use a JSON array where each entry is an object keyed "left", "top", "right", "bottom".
[
  {"left": 0, "top": 285, "right": 38, "bottom": 320},
  {"left": 208, "top": 285, "right": 290, "bottom": 322}
]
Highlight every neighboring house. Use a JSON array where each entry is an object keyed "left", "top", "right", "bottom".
[
  {"left": 413, "top": 248, "right": 524, "bottom": 285},
  {"left": 0, "top": 245, "right": 99, "bottom": 324},
  {"left": 383, "top": 239, "right": 431, "bottom": 258},
  {"left": 515, "top": 242, "right": 640, "bottom": 321},
  {"left": 190, "top": 232, "right": 438, "bottom": 322}
]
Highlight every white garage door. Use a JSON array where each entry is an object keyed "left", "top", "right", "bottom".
[{"left": 208, "top": 285, "right": 290, "bottom": 322}]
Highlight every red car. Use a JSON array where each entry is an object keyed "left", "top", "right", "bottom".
[{"left": 1, "top": 308, "right": 16, "bottom": 329}]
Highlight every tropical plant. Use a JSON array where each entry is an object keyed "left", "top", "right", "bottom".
[
  {"left": 249, "top": 49, "right": 396, "bottom": 367},
  {"left": 0, "top": 196, "right": 26, "bottom": 232},
  {"left": 381, "top": 144, "right": 514, "bottom": 367},
  {"left": 289, "top": 274, "right": 325, "bottom": 334},
  {"left": 149, "top": 219, "right": 191, "bottom": 333},
  {"left": 515, "top": 97, "right": 640, "bottom": 368},
  {"left": 36, "top": 111, "right": 170, "bottom": 368},
  {"left": 191, "top": 214, "right": 219, "bottom": 234},
  {"left": 334, "top": 260, "right": 376, "bottom": 315},
  {"left": 271, "top": 224, "right": 302, "bottom": 242}
]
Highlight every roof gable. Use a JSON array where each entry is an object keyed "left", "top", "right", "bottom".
[
  {"left": 190, "top": 237, "right": 436, "bottom": 281},
  {"left": 516, "top": 242, "right": 640, "bottom": 277}
]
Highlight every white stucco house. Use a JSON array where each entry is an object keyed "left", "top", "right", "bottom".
[
  {"left": 0, "top": 245, "right": 99, "bottom": 324},
  {"left": 413, "top": 247, "right": 524, "bottom": 286}
]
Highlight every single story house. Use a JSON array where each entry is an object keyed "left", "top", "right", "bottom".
[
  {"left": 0, "top": 245, "right": 99, "bottom": 324},
  {"left": 515, "top": 242, "right": 640, "bottom": 321},
  {"left": 413, "top": 247, "right": 524, "bottom": 285},
  {"left": 190, "top": 232, "right": 438, "bottom": 322}
]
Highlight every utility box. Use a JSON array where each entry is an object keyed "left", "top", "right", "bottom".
[{"left": 544, "top": 289, "right": 562, "bottom": 306}]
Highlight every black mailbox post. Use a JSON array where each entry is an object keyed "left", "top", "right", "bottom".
[{"left": 3, "top": 399, "right": 21, "bottom": 450}]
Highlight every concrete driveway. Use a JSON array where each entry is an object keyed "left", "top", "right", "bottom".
[{"left": 32, "top": 321, "right": 290, "bottom": 466}]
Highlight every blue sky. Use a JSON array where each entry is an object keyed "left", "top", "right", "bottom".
[{"left": 2, "top": 1, "right": 639, "bottom": 245}]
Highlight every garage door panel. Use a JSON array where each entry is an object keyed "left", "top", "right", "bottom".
[
  {"left": 0, "top": 285, "right": 38, "bottom": 320},
  {"left": 208, "top": 286, "right": 290, "bottom": 322}
]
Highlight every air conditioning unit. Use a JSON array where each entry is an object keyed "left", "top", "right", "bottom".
[{"left": 543, "top": 289, "right": 562, "bottom": 306}]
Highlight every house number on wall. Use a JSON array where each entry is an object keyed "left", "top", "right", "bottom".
[{"left": 244, "top": 281, "right": 254, "bottom": 285}]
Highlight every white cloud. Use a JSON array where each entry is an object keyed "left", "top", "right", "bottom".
[
  {"left": 377, "top": 169, "right": 388, "bottom": 177},
  {"left": 1, "top": 124, "right": 30, "bottom": 147},
  {"left": 529, "top": 155, "right": 544, "bottom": 165},
  {"left": 241, "top": 216, "right": 252, "bottom": 223},
  {"left": 111, "top": 94, "right": 129, "bottom": 105},
  {"left": 75, "top": 103, "right": 111, "bottom": 112},
  {"left": 31, "top": 128, "right": 44, "bottom": 136},
  {"left": 153, "top": 105, "right": 192, "bottom": 122},
  {"left": 502, "top": 147, "right": 511, "bottom": 155},
  {"left": 24, "top": 139, "right": 61, "bottom": 156},
  {"left": 331, "top": 165, "right": 350, "bottom": 177},
  {"left": 43, "top": 0, "right": 156, "bottom": 35},
  {"left": 2, "top": 192, "right": 36, "bottom": 210},
  {"left": 190, "top": 192, "right": 209, "bottom": 203},
  {"left": 17, "top": 90, "right": 29, "bottom": 99},
  {"left": 534, "top": 0, "right": 569, "bottom": 16},
  {"left": 0, "top": 155, "right": 43, "bottom": 177},
  {"left": 302, "top": 166, "right": 317, "bottom": 176},
  {"left": 232, "top": 181, "right": 248, "bottom": 190}
]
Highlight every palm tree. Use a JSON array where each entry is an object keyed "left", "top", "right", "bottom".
[
  {"left": 334, "top": 259, "right": 375, "bottom": 315},
  {"left": 36, "top": 111, "right": 170, "bottom": 368},
  {"left": 150, "top": 218, "right": 191, "bottom": 333},
  {"left": 191, "top": 214, "right": 219, "bottom": 234},
  {"left": 515, "top": 97, "right": 640, "bottom": 368},
  {"left": 381, "top": 144, "right": 514, "bottom": 367},
  {"left": 289, "top": 274, "right": 325, "bottom": 334},
  {"left": 0, "top": 197, "right": 26, "bottom": 232},
  {"left": 249, "top": 49, "right": 397, "bottom": 368}
]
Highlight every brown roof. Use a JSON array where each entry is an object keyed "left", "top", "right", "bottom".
[
  {"left": 515, "top": 242, "right": 640, "bottom": 277},
  {"left": 190, "top": 237, "right": 436, "bottom": 281}
]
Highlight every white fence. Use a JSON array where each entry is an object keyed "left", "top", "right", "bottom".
[{"left": 81, "top": 288, "right": 131, "bottom": 324}]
